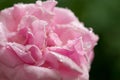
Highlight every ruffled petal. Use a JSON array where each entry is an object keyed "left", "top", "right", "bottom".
[
  {"left": 47, "top": 31, "right": 62, "bottom": 46},
  {"left": 7, "top": 43, "right": 43, "bottom": 65}
]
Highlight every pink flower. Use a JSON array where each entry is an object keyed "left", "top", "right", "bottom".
[{"left": 0, "top": 0, "right": 98, "bottom": 80}]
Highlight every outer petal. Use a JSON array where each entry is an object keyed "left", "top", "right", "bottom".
[
  {"left": 0, "top": 63, "right": 61, "bottom": 80},
  {"left": 45, "top": 50, "right": 88, "bottom": 80},
  {"left": 42, "top": 0, "right": 57, "bottom": 11},
  {"left": 0, "top": 45, "right": 22, "bottom": 68},
  {"left": 53, "top": 7, "right": 78, "bottom": 24},
  {"left": 0, "top": 7, "right": 18, "bottom": 32},
  {"left": 0, "top": 23, "right": 7, "bottom": 44},
  {"left": 14, "top": 65, "right": 61, "bottom": 80}
]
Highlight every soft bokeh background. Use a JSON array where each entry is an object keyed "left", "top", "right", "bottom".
[{"left": 0, "top": 0, "right": 120, "bottom": 80}]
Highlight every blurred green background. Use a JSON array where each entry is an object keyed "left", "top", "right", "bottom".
[{"left": 0, "top": 0, "right": 120, "bottom": 80}]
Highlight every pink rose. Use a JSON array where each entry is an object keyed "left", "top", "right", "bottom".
[{"left": 0, "top": 0, "right": 98, "bottom": 80}]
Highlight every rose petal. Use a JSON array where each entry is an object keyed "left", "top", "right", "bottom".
[
  {"left": 53, "top": 7, "right": 77, "bottom": 24},
  {"left": 32, "top": 20, "right": 47, "bottom": 48},
  {"left": 42, "top": 0, "right": 57, "bottom": 11},
  {"left": 0, "top": 23, "right": 7, "bottom": 43},
  {"left": 47, "top": 51, "right": 83, "bottom": 73},
  {"left": 47, "top": 31, "right": 62, "bottom": 46},
  {"left": 0, "top": 45, "right": 22, "bottom": 67},
  {"left": 14, "top": 65, "right": 61, "bottom": 80},
  {"left": 7, "top": 43, "right": 42, "bottom": 65}
]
